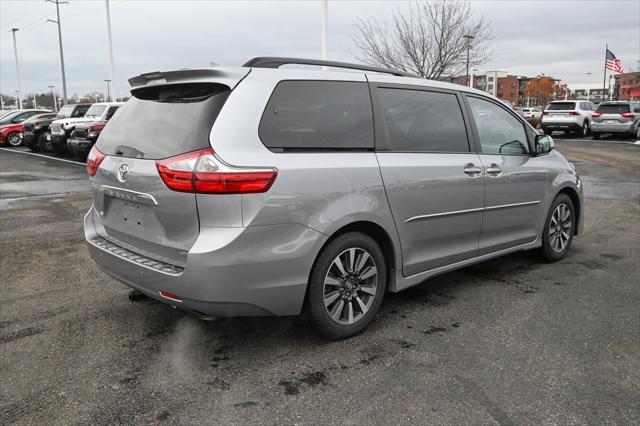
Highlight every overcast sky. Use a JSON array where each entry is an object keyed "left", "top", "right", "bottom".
[{"left": 1, "top": 0, "right": 638, "bottom": 99}]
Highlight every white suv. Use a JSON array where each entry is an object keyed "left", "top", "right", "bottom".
[{"left": 541, "top": 100, "right": 594, "bottom": 136}]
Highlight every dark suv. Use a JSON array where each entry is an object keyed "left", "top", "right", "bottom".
[{"left": 26, "top": 104, "right": 91, "bottom": 152}]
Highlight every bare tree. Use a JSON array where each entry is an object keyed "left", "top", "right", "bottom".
[{"left": 353, "top": 1, "right": 493, "bottom": 80}]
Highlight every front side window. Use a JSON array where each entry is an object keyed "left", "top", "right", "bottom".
[
  {"left": 467, "top": 96, "right": 528, "bottom": 155},
  {"left": 259, "top": 81, "right": 373, "bottom": 150},
  {"left": 71, "top": 104, "right": 90, "bottom": 118},
  {"left": 85, "top": 104, "right": 107, "bottom": 118},
  {"left": 377, "top": 88, "right": 469, "bottom": 152}
]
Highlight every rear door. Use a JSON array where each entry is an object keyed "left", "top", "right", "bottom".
[
  {"left": 464, "top": 95, "right": 548, "bottom": 254},
  {"left": 91, "top": 72, "right": 247, "bottom": 266},
  {"left": 373, "top": 85, "right": 484, "bottom": 276}
]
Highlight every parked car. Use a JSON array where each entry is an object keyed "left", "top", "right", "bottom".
[
  {"left": 84, "top": 58, "right": 583, "bottom": 339},
  {"left": 541, "top": 101, "right": 594, "bottom": 136},
  {"left": 17, "top": 112, "right": 58, "bottom": 148},
  {"left": 591, "top": 101, "right": 640, "bottom": 139},
  {"left": 51, "top": 103, "right": 123, "bottom": 153},
  {"left": 34, "top": 104, "right": 92, "bottom": 152},
  {"left": 67, "top": 122, "right": 107, "bottom": 161},
  {"left": 522, "top": 107, "right": 542, "bottom": 120},
  {"left": 0, "top": 109, "right": 51, "bottom": 147}
]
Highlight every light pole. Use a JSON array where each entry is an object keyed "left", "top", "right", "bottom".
[
  {"left": 585, "top": 72, "right": 592, "bottom": 101},
  {"left": 104, "top": 0, "right": 116, "bottom": 101},
  {"left": 321, "top": 0, "right": 328, "bottom": 61},
  {"left": 47, "top": 0, "right": 69, "bottom": 105},
  {"left": 49, "top": 85, "right": 58, "bottom": 111},
  {"left": 10, "top": 28, "right": 23, "bottom": 109},
  {"left": 104, "top": 80, "right": 112, "bottom": 102},
  {"left": 463, "top": 34, "right": 475, "bottom": 87}
]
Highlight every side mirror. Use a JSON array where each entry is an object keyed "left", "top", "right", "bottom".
[{"left": 535, "top": 134, "right": 554, "bottom": 155}]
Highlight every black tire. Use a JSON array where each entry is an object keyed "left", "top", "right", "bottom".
[
  {"left": 539, "top": 194, "right": 575, "bottom": 262},
  {"left": 581, "top": 121, "right": 590, "bottom": 137},
  {"left": 6, "top": 132, "right": 21, "bottom": 147},
  {"left": 592, "top": 132, "right": 600, "bottom": 140},
  {"left": 27, "top": 134, "right": 41, "bottom": 151},
  {"left": 40, "top": 132, "right": 54, "bottom": 152},
  {"left": 307, "top": 232, "right": 387, "bottom": 339}
]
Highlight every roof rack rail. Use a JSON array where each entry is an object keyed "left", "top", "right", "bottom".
[{"left": 242, "top": 57, "right": 419, "bottom": 78}]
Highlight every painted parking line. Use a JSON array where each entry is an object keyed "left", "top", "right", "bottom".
[{"left": 0, "top": 147, "right": 85, "bottom": 166}]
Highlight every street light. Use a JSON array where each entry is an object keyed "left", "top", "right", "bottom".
[
  {"left": 47, "top": 0, "right": 69, "bottom": 105},
  {"left": 49, "top": 85, "right": 58, "bottom": 111},
  {"left": 9, "top": 28, "right": 23, "bottom": 109},
  {"left": 463, "top": 34, "right": 475, "bottom": 87},
  {"left": 585, "top": 72, "right": 592, "bottom": 101},
  {"left": 104, "top": 80, "right": 112, "bottom": 102},
  {"left": 104, "top": 0, "right": 116, "bottom": 101}
]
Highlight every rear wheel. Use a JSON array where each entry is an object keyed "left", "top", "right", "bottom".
[
  {"left": 6, "top": 132, "right": 21, "bottom": 147},
  {"left": 307, "top": 232, "right": 387, "bottom": 339},
  {"left": 539, "top": 194, "right": 575, "bottom": 262},
  {"left": 581, "top": 121, "right": 590, "bottom": 137}
]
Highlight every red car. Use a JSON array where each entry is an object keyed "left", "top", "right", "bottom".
[{"left": 0, "top": 110, "right": 51, "bottom": 147}]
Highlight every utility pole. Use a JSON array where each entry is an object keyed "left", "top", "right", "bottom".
[
  {"left": 463, "top": 34, "right": 475, "bottom": 87},
  {"left": 321, "top": 0, "right": 328, "bottom": 61},
  {"left": 104, "top": 80, "right": 111, "bottom": 102},
  {"left": 10, "top": 28, "right": 23, "bottom": 109},
  {"left": 104, "top": 0, "right": 116, "bottom": 101},
  {"left": 49, "top": 85, "right": 57, "bottom": 111},
  {"left": 47, "top": 0, "right": 69, "bottom": 105}
]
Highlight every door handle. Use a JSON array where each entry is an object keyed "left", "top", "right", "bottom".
[
  {"left": 486, "top": 163, "right": 502, "bottom": 176},
  {"left": 463, "top": 163, "right": 482, "bottom": 177}
]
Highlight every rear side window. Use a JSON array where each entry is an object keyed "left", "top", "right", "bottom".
[
  {"left": 259, "top": 81, "right": 373, "bottom": 151},
  {"left": 376, "top": 88, "right": 469, "bottom": 152},
  {"left": 97, "top": 83, "right": 230, "bottom": 159},
  {"left": 547, "top": 102, "right": 576, "bottom": 111},
  {"left": 596, "top": 103, "right": 630, "bottom": 114}
]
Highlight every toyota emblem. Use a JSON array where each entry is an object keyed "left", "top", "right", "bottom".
[{"left": 117, "top": 164, "right": 130, "bottom": 182}]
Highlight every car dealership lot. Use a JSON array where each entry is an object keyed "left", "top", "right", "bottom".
[{"left": 1, "top": 138, "right": 638, "bottom": 424}]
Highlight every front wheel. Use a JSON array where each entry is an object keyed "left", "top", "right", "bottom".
[
  {"left": 307, "top": 232, "right": 387, "bottom": 339},
  {"left": 539, "top": 194, "right": 575, "bottom": 262},
  {"left": 40, "top": 132, "right": 54, "bottom": 152},
  {"left": 6, "top": 132, "right": 21, "bottom": 147}
]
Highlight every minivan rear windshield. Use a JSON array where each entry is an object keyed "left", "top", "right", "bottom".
[
  {"left": 547, "top": 102, "right": 576, "bottom": 111},
  {"left": 96, "top": 83, "right": 230, "bottom": 159},
  {"left": 596, "top": 104, "right": 630, "bottom": 114}
]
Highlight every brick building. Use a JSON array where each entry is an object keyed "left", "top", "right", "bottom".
[
  {"left": 496, "top": 75, "right": 519, "bottom": 105},
  {"left": 613, "top": 72, "right": 640, "bottom": 100}
]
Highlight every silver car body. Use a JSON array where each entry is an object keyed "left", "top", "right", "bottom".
[
  {"left": 85, "top": 66, "right": 584, "bottom": 317},
  {"left": 591, "top": 101, "right": 640, "bottom": 136}
]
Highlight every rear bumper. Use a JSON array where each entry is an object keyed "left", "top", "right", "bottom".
[
  {"left": 591, "top": 122, "right": 636, "bottom": 134},
  {"left": 541, "top": 121, "right": 582, "bottom": 131},
  {"left": 84, "top": 208, "right": 327, "bottom": 317}
]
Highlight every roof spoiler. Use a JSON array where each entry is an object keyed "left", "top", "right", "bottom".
[{"left": 128, "top": 68, "right": 250, "bottom": 91}]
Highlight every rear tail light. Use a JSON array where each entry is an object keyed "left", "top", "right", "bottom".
[
  {"left": 156, "top": 148, "right": 278, "bottom": 194},
  {"left": 591, "top": 112, "right": 602, "bottom": 118},
  {"left": 542, "top": 111, "right": 548, "bottom": 116},
  {"left": 620, "top": 112, "right": 634, "bottom": 118},
  {"left": 86, "top": 145, "right": 105, "bottom": 176},
  {"left": 569, "top": 111, "right": 581, "bottom": 116}
]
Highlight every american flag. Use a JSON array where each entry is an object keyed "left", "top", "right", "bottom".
[{"left": 606, "top": 49, "right": 623, "bottom": 73}]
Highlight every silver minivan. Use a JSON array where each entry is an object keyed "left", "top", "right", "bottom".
[{"left": 84, "top": 58, "right": 583, "bottom": 338}]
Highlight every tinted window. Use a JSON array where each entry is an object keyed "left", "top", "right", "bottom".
[
  {"left": 596, "top": 103, "right": 630, "bottom": 114},
  {"left": 468, "top": 96, "right": 528, "bottom": 155},
  {"left": 97, "top": 83, "right": 230, "bottom": 159},
  {"left": 105, "top": 106, "right": 119, "bottom": 120},
  {"left": 377, "top": 88, "right": 469, "bottom": 152},
  {"left": 547, "top": 102, "right": 576, "bottom": 111},
  {"left": 259, "top": 81, "right": 373, "bottom": 150},
  {"left": 71, "top": 104, "right": 90, "bottom": 118}
]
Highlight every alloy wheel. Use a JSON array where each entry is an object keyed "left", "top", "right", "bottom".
[
  {"left": 549, "top": 203, "right": 572, "bottom": 252},
  {"left": 582, "top": 122, "right": 589, "bottom": 136},
  {"left": 7, "top": 133, "right": 21, "bottom": 146},
  {"left": 323, "top": 247, "right": 378, "bottom": 325}
]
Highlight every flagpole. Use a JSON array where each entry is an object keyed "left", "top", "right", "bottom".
[{"left": 602, "top": 44, "right": 608, "bottom": 104}]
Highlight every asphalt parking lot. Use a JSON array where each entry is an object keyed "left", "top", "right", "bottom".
[{"left": 1, "top": 137, "right": 639, "bottom": 425}]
